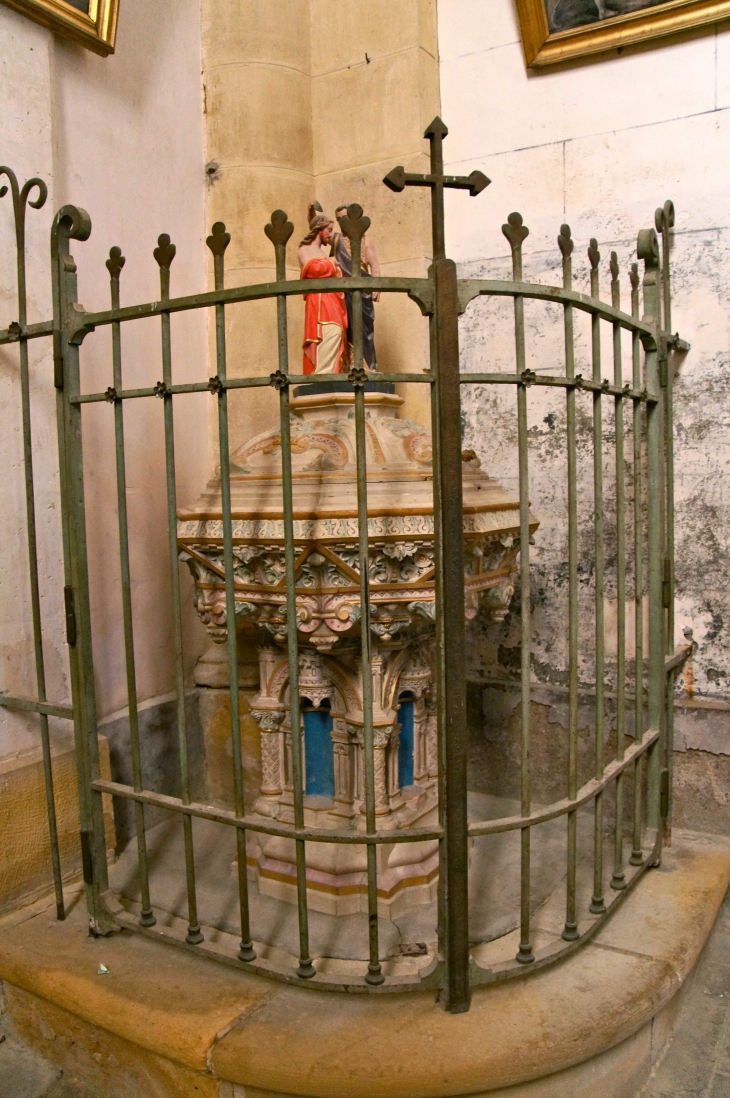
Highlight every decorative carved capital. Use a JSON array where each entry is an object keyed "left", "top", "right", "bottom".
[{"left": 251, "top": 708, "right": 286, "bottom": 732}]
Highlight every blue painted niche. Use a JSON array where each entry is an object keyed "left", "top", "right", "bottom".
[
  {"left": 397, "top": 691, "right": 415, "bottom": 789},
  {"left": 302, "top": 698, "right": 335, "bottom": 799}
]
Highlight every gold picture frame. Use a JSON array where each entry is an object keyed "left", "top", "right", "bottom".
[
  {"left": 516, "top": 0, "right": 730, "bottom": 68},
  {"left": 0, "top": 0, "right": 118, "bottom": 56}
]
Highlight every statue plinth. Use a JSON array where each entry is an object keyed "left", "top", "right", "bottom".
[{"left": 178, "top": 382, "right": 536, "bottom": 918}]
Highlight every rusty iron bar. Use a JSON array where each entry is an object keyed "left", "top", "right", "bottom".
[
  {"left": 558, "top": 223, "right": 580, "bottom": 944},
  {"left": 207, "top": 220, "right": 256, "bottom": 963},
  {"left": 266, "top": 208, "right": 315, "bottom": 980},
  {"left": 610, "top": 252, "right": 628, "bottom": 894},
  {"left": 52, "top": 205, "right": 115, "bottom": 934},
  {"left": 106, "top": 245, "right": 155, "bottom": 929},
  {"left": 341, "top": 202, "right": 385, "bottom": 987},
  {"left": 0, "top": 167, "right": 65, "bottom": 921},
  {"left": 629, "top": 262, "right": 646, "bottom": 867},
  {"left": 588, "top": 239, "right": 607, "bottom": 918},
  {"left": 656, "top": 202, "right": 676, "bottom": 841},
  {"left": 502, "top": 211, "right": 534, "bottom": 966},
  {"left": 153, "top": 232, "right": 203, "bottom": 946}
]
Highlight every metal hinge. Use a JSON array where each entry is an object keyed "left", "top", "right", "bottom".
[
  {"left": 64, "top": 585, "right": 76, "bottom": 645},
  {"left": 662, "top": 558, "right": 671, "bottom": 608},
  {"left": 659, "top": 357, "right": 668, "bottom": 388},
  {"left": 660, "top": 768, "right": 670, "bottom": 819},
  {"left": 80, "top": 829, "right": 93, "bottom": 884},
  {"left": 658, "top": 335, "right": 669, "bottom": 387}
]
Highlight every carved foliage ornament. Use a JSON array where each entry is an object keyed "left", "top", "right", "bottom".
[{"left": 180, "top": 535, "right": 519, "bottom": 645}]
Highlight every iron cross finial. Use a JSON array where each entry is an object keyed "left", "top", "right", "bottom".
[{"left": 383, "top": 116, "right": 490, "bottom": 261}]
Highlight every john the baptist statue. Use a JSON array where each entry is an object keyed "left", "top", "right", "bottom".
[{"left": 332, "top": 203, "right": 380, "bottom": 369}]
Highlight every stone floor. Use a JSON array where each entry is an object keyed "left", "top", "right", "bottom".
[
  {"left": 639, "top": 881, "right": 730, "bottom": 1098},
  {"left": 0, "top": 985, "right": 92, "bottom": 1098},
  {"left": 108, "top": 792, "right": 593, "bottom": 965}
]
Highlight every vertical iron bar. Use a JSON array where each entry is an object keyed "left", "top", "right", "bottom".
[
  {"left": 107, "top": 248, "right": 155, "bottom": 927},
  {"left": 503, "top": 214, "right": 533, "bottom": 965},
  {"left": 153, "top": 235, "right": 202, "bottom": 944},
  {"left": 343, "top": 206, "right": 384, "bottom": 987},
  {"left": 610, "top": 254, "right": 627, "bottom": 892},
  {"left": 208, "top": 223, "right": 255, "bottom": 962},
  {"left": 559, "top": 226, "right": 579, "bottom": 942},
  {"left": 51, "top": 205, "right": 113, "bottom": 933},
  {"left": 267, "top": 210, "right": 314, "bottom": 979},
  {"left": 3, "top": 172, "right": 65, "bottom": 919},
  {"left": 629, "top": 264, "right": 645, "bottom": 865},
  {"left": 588, "top": 240, "right": 606, "bottom": 916},
  {"left": 657, "top": 204, "right": 675, "bottom": 840},
  {"left": 639, "top": 229, "right": 664, "bottom": 843},
  {"left": 431, "top": 259, "right": 470, "bottom": 1007}
]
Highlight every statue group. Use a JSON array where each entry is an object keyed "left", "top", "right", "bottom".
[{"left": 298, "top": 202, "right": 381, "bottom": 375}]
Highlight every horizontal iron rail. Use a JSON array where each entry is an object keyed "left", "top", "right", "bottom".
[
  {"left": 0, "top": 691, "right": 74, "bottom": 720},
  {"left": 0, "top": 319, "right": 53, "bottom": 346},
  {"left": 68, "top": 276, "right": 677, "bottom": 351},
  {"left": 665, "top": 643, "right": 693, "bottom": 674},
  {"left": 458, "top": 279, "right": 655, "bottom": 340},
  {"left": 459, "top": 372, "right": 651, "bottom": 401},
  {"left": 91, "top": 779, "right": 444, "bottom": 844},
  {"left": 94, "top": 727, "right": 657, "bottom": 847},
  {"left": 70, "top": 372, "right": 434, "bottom": 405},
  {"left": 72, "top": 277, "right": 434, "bottom": 339},
  {"left": 468, "top": 728, "right": 659, "bottom": 837}
]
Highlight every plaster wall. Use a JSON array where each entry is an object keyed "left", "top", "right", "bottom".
[
  {"left": 438, "top": 3, "right": 730, "bottom": 770},
  {"left": 0, "top": 0, "right": 209, "bottom": 769}
]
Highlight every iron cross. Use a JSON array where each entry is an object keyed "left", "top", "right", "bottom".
[{"left": 383, "top": 117, "right": 490, "bottom": 261}]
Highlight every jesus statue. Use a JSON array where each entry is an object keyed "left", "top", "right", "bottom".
[{"left": 298, "top": 205, "right": 349, "bottom": 375}]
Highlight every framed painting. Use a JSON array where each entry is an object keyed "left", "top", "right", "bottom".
[
  {"left": 0, "top": 0, "right": 119, "bottom": 55},
  {"left": 516, "top": 0, "right": 730, "bottom": 67}
]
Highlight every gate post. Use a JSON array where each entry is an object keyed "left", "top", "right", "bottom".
[
  {"left": 430, "top": 254, "right": 470, "bottom": 1014},
  {"left": 638, "top": 227, "right": 666, "bottom": 848},
  {"left": 51, "top": 206, "right": 116, "bottom": 933}
]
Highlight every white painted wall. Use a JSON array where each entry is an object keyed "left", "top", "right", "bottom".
[
  {"left": 0, "top": 0, "right": 209, "bottom": 757},
  {"left": 439, "top": 2, "right": 730, "bottom": 703}
]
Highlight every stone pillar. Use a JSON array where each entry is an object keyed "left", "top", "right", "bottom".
[
  {"left": 201, "top": 0, "right": 440, "bottom": 455},
  {"left": 413, "top": 694, "right": 430, "bottom": 784},
  {"left": 426, "top": 695, "right": 438, "bottom": 781},
  {"left": 252, "top": 709, "right": 285, "bottom": 817},
  {"left": 387, "top": 720, "right": 402, "bottom": 808},
  {"left": 331, "top": 718, "right": 357, "bottom": 823}
]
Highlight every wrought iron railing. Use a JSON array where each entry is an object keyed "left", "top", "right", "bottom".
[{"left": 0, "top": 120, "right": 688, "bottom": 1013}]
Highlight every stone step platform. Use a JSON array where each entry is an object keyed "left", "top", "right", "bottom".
[{"left": 0, "top": 831, "right": 727, "bottom": 1098}]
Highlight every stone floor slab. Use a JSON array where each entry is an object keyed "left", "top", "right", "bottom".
[{"left": 0, "top": 1036, "right": 59, "bottom": 1098}]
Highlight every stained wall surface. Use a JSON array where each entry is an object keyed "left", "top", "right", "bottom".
[
  {"left": 438, "top": 1, "right": 730, "bottom": 800},
  {"left": 0, "top": 0, "right": 208, "bottom": 763}
]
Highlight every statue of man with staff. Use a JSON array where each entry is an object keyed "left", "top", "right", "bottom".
[{"left": 332, "top": 202, "right": 381, "bottom": 370}]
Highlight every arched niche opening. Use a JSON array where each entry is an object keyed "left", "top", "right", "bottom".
[
  {"left": 397, "top": 691, "right": 415, "bottom": 790},
  {"left": 301, "top": 697, "right": 335, "bottom": 800}
]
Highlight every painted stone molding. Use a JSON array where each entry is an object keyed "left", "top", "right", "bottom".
[
  {"left": 178, "top": 386, "right": 537, "bottom": 916},
  {"left": 179, "top": 389, "right": 535, "bottom": 650}
]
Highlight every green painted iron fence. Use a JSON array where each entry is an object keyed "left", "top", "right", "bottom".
[{"left": 0, "top": 120, "right": 688, "bottom": 1014}]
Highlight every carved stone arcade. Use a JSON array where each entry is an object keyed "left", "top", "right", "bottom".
[{"left": 178, "top": 383, "right": 537, "bottom": 917}]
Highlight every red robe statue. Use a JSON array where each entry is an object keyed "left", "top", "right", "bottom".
[{"left": 301, "top": 258, "right": 348, "bottom": 375}]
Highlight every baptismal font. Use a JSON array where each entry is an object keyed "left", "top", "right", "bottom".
[{"left": 177, "top": 205, "right": 535, "bottom": 918}]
